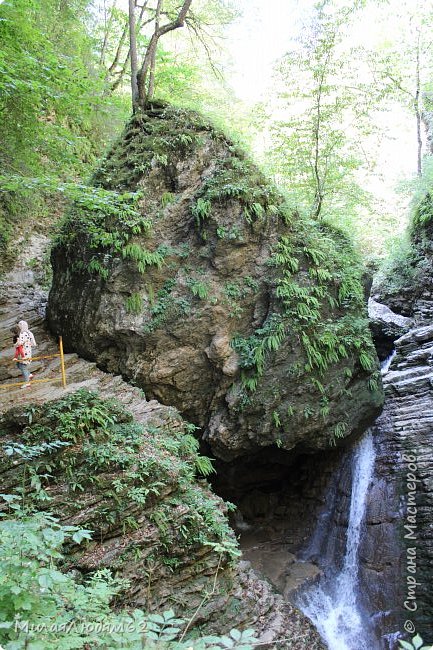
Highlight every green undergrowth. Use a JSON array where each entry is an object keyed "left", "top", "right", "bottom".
[
  {"left": 0, "top": 193, "right": 18, "bottom": 271},
  {"left": 374, "top": 233, "right": 421, "bottom": 305},
  {"left": 143, "top": 279, "right": 192, "bottom": 333},
  {"left": 274, "top": 219, "right": 376, "bottom": 372},
  {"left": 0, "top": 389, "right": 236, "bottom": 561},
  {"left": 229, "top": 214, "right": 380, "bottom": 442},
  {"left": 0, "top": 389, "right": 252, "bottom": 648},
  {"left": 0, "top": 184, "right": 59, "bottom": 273},
  {"left": 0, "top": 508, "right": 254, "bottom": 650},
  {"left": 53, "top": 187, "right": 158, "bottom": 280},
  {"left": 374, "top": 188, "right": 433, "bottom": 308},
  {"left": 191, "top": 154, "right": 283, "bottom": 236},
  {"left": 0, "top": 389, "right": 251, "bottom": 650},
  {"left": 0, "top": 174, "right": 160, "bottom": 280}
]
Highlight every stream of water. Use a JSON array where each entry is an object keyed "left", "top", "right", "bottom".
[{"left": 297, "top": 432, "right": 377, "bottom": 649}]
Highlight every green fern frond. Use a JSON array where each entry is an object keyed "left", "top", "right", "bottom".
[{"left": 122, "top": 243, "right": 164, "bottom": 272}]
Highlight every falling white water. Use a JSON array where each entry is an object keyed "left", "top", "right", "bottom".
[
  {"left": 298, "top": 432, "right": 376, "bottom": 650},
  {"left": 381, "top": 350, "right": 396, "bottom": 375}
]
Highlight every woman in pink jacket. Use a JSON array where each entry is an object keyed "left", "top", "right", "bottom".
[{"left": 15, "top": 320, "right": 36, "bottom": 388}]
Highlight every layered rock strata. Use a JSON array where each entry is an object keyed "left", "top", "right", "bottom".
[{"left": 0, "top": 394, "right": 324, "bottom": 649}]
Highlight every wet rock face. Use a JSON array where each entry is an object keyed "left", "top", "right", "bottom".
[
  {"left": 368, "top": 298, "right": 413, "bottom": 361},
  {"left": 47, "top": 104, "right": 383, "bottom": 461},
  {"left": 369, "top": 202, "right": 433, "bottom": 641}
]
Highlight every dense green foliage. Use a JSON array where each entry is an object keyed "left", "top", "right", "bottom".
[
  {"left": 0, "top": 0, "right": 129, "bottom": 267},
  {"left": 192, "top": 154, "right": 281, "bottom": 228},
  {"left": 0, "top": 0, "right": 124, "bottom": 175},
  {"left": 230, "top": 210, "right": 379, "bottom": 434},
  {"left": 0, "top": 389, "right": 235, "bottom": 554},
  {"left": 0, "top": 0, "right": 241, "bottom": 270},
  {"left": 374, "top": 161, "right": 433, "bottom": 309},
  {"left": 0, "top": 389, "right": 247, "bottom": 646}
]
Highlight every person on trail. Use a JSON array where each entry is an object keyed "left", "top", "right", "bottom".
[
  {"left": 11, "top": 325, "right": 25, "bottom": 362},
  {"left": 14, "top": 320, "right": 36, "bottom": 389}
]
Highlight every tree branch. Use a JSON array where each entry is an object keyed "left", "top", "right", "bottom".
[
  {"left": 109, "top": 4, "right": 151, "bottom": 93},
  {"left": 137, "top": 0, "right": 193, "bottom": 106},
  {"left": 147, "top": 0, "right": 163, "bottom": 100},
  {"left": 100, "top": 0, "right": 117, "bottom": 66}
]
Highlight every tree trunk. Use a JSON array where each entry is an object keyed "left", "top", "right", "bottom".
[
  {"left": 312, "top": 68, "right": 326, "bottom": 219},
  {"left": 109, "top": 3, "right": 150, "bottom": 93},
  {"left": 100, "top": 0, "right": 117, "bottom": 66},
  {"left": 415, "top": 30, "right": 422, "bottom": 177},
  {"left": 421, "top": 91, "right": 433, "bottom": 155},
  {"left": 129, "top": 0, "right": 139, "bottom": 110}
]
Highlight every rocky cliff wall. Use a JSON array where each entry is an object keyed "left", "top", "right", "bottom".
[
  {"left": 47, "top": 103, "right": 383, "bottom": 461},
  {"left": 361, "top": 325, "right": 433, "bottom": 642},
  {"left": 365, "top": 325, "right": 433, "bottom": 642},
  {"left": 369, "top": 188, "right": 433, "bottom": 641}
]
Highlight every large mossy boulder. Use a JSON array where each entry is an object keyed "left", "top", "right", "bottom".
[{"left": 47, "top": 103, "right": 383, "bottom": 460}]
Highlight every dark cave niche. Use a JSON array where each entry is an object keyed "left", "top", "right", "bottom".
[{"left": 209, "top": 443, "right": 349, "bottom": 599}]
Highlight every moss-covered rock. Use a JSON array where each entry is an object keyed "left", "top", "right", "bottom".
[{"left": 47, "top": 103, "right": 383, "bottom": 460}]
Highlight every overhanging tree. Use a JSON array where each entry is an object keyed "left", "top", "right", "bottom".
[
  {"left": 370, "top": 2, "right": 433, "bottom": 176},
  {"left": 95, "top": 0, "right": 237, "bottom": 112},
  {"left": 128, "top": 0, "right": 193, "bottom": 110}
]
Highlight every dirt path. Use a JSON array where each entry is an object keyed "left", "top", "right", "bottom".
[{"left": 0, "top": 235, "right": 170, "bottom": 424}]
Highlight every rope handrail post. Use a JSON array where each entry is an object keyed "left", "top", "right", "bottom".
[{"left": 59, "top": 336, "right": 67, "bottom": 389}]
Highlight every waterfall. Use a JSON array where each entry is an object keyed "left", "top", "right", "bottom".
[
  {"left": 380, "top": 350, "right": 396, "bottom": 375},
  {"left": 297, "top": 432, "right": 376, "bottom": 650}
]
